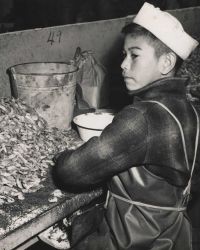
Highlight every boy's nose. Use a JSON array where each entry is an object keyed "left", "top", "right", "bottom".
[{"left": 121, "top": 57, "right": 129, "bottom": 71}]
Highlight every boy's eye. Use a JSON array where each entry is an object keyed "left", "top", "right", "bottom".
[
  {"left": 122, "top": 51, "right": 138, "bottom": 60},
  {"left": 131, "top": 53, "right": 138, "bottom": 59}
]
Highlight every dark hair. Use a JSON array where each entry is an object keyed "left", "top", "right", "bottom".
[{"left": 121, "top": 23, "right": 183, "bottom": 72}]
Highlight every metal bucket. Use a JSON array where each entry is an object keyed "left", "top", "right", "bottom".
[{"left": 9, "top": 62, "right": 77, "bottom": 130}]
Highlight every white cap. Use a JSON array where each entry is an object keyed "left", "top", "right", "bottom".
[{"left": 133, "top": 2, "right": 199, "bottom": 60}]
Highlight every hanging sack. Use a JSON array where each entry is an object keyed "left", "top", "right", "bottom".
[{"left": 73, "top": 47, "right": 110, "bottom": 109}]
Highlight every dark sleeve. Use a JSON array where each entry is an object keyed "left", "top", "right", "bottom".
[{"left": 54, "top": 106, "right": 147, "bottom": 190}]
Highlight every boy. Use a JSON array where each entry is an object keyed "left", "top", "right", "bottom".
[{"left": 54, "top": 2, "right": 199, "bottom": 249}]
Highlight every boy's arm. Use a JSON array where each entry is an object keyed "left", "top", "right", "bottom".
[{"left": 53, "top": 107, "right": 147, "bottom": 190}]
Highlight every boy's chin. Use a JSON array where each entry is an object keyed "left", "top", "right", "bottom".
[{"left": 125, "top": 82, "right": 141, "bottom": 91}]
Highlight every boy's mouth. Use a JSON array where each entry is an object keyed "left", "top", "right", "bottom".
[
  {"left": 122, "top": 72, "right": 134, "bottom": 79},
  {"left": 124, "top": 76, "right": 134, "bottom": 81}
]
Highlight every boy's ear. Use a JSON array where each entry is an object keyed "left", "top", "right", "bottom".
[{"left": 159, "top": 52, "right": 177, "bottom": 75}]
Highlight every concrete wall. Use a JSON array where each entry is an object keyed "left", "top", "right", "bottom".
[{"left": 0, "top": 6, "right": 200, "bottom": 97}]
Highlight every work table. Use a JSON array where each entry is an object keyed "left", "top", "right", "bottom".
[{"left": 0, "top": 171, "right": 103, "bottom": 250}]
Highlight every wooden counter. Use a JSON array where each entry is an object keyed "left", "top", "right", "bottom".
[{"left": 0, "top": 184, "right": 103, "bottom": 250}]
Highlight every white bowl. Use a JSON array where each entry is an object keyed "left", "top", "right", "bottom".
[{"left": 73, "top": 110, "right": 114, "bottom": 141}]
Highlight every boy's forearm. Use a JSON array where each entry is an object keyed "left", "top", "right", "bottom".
[{"left": 53, "top": 138, "right": 116, "bottom": 190}]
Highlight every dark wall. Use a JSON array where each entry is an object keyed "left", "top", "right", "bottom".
[{"left": 0, "top": 0, "right": 200, "bottom": 33}]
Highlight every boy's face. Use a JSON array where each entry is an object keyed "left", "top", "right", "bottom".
[{"left": 121, "top": 34, "right": 163, "bottom": 91}]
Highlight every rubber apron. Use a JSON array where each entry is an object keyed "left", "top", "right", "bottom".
[{"left": 105, "top": 100, "right": 200, "bottom": 212}]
